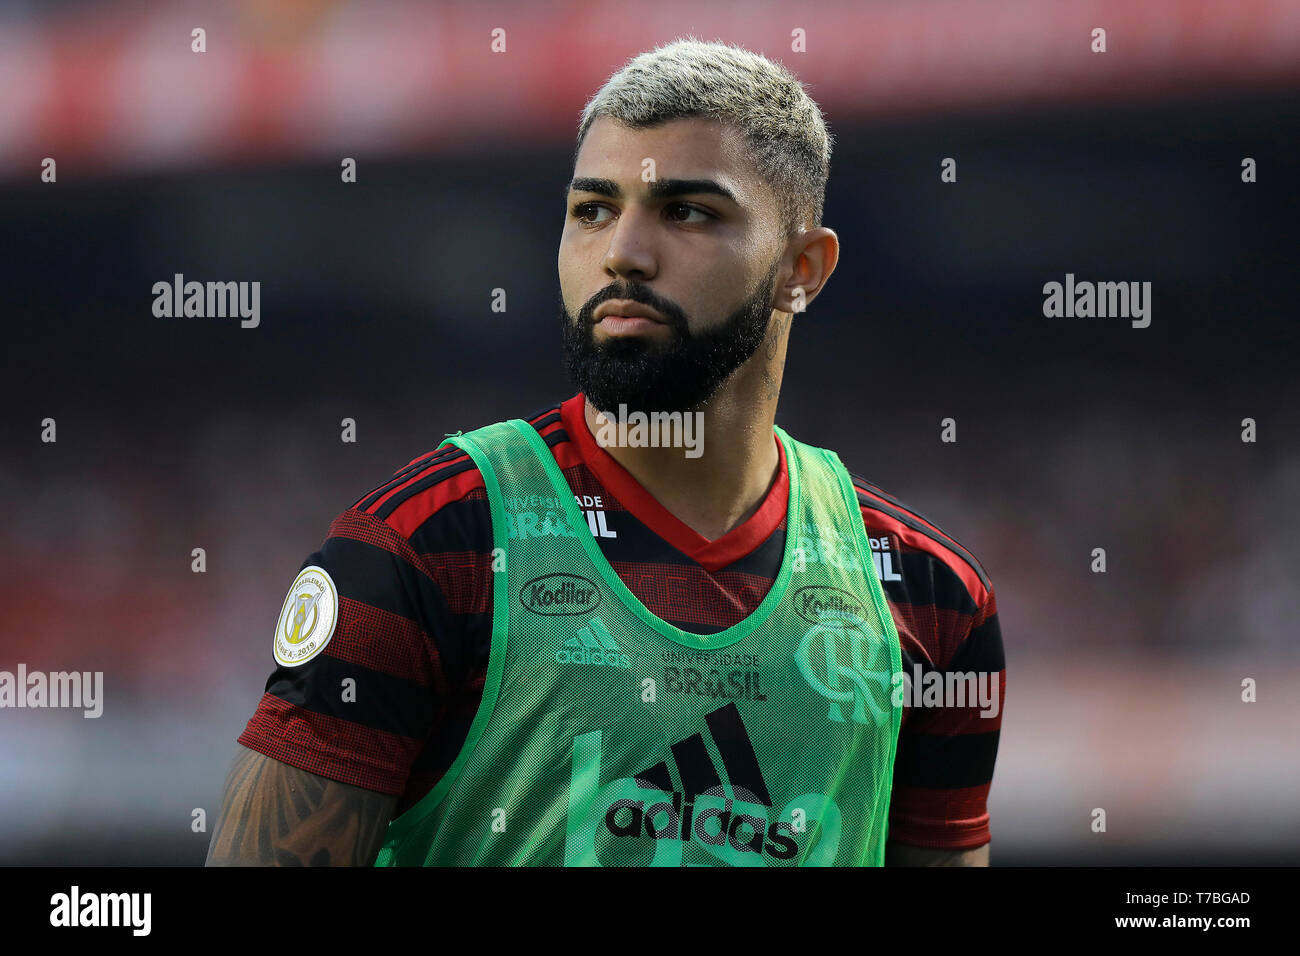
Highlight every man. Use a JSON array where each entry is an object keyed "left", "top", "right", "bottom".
[{"left": 207, "top": 38, "right": 1003, "bottom": 867}]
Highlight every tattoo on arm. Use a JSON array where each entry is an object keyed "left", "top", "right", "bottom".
[
  {"left": 205, "top": 745, "right": 398, "bottom": 866},
  {"left": 885, "top": 840, "right": 990, "bottom": 867}
]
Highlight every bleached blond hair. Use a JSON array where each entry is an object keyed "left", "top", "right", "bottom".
[{"left": 575, "top": 37, "right": 833, "bottom": 237}]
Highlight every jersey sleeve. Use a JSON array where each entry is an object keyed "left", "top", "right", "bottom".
[
  {"left": 236, "top": 508, "right": 449, "bottom": 795},
  {"left": 887, "top": 585, "right": 1004, "bottom": 850}
]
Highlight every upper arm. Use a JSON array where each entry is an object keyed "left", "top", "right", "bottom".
[
  {"left": 236, "top": 507, "right": 451, "bottom": 800},
  {"left": 213, "top": 460, "right": 485, "bottom": 866},
  {"left": 849, "top": 489, "right": 1004, "bottom": 853},
  {"left": 206, "top": 744, "right": 398, "bottom": 866},
  {"left": 886, "top": 840, "right": 989, "bottom": 866}
]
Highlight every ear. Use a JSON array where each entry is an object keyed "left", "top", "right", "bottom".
[{"left": 772, "top": 227, "right": 839, "bottom": 314}]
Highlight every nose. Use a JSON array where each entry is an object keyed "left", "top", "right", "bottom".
[{"left": 602, "top": 208, "right": 657, "bottom": 282}]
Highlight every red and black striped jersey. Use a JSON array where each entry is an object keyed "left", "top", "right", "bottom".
[{"left": 238, "top": 392, "right": 1004, "bottom": 850}]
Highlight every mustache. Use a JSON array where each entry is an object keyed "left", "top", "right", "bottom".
[{"left": 579, "top": 285, "right": 687, "bottom": 329}]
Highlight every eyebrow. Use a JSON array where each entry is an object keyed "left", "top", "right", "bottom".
[{"left": 565, "top": 176, "right": 739, "bottom": 205}]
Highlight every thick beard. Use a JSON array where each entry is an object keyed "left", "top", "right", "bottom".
[{"left": 562, "top": 257, "right": 780, "bottom": 417}]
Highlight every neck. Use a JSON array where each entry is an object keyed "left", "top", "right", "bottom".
[{"left": 581, "top": 361, "right": 782, "bottom": 542}]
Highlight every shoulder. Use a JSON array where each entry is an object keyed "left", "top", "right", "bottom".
[
  {"left": 344, "top": 402, "right": 567, "bottom": 541},
  {"left": 846, "top": 470, "right": 994, "bottom": 614}
]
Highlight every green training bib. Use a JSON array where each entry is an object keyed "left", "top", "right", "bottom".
[{"left": 374, "top": 417, "right": 902, "bottom": 866}]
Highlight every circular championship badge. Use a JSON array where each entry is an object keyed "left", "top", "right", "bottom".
[{"left": 273, "top": 566, "right": 339, "bottom": 667}]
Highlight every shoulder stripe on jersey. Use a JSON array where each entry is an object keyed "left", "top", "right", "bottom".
[
  {"left": 851, "top": 472, "right": 966, "bottom": 551},
  {"left": 373, "top": 457, "right": 479, "bottom": 520},
  {"left": 852, "top": 484, "right": 991, "bottom": 593},
  {"left": 522, "top": 403, "right": 562, "bottom": 427},
  {"left": 367, "top": 405, "right": 563, "bottom": 522},
  {"left": 528, "top": 410, "right": 562, "bottom": 431},
  {"left": 354, "top": 445, "right": 463, "bottom": 512}
]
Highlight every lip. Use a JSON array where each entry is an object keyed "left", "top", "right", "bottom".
[
  {"left": 596, "top": 315, "right": 665, "bottom": 336},
  {"left": 594, "top": 300, "right": 665, "bottom": 323}
]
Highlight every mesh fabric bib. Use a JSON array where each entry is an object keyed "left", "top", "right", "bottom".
[{"left": 374, "top": 417, "right": 902, "bottom": 866}]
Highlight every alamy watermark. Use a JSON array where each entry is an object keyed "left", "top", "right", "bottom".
[
  {"left": 152, "top": 273, "right": 260, "bottom": 328},
  {"left": 0, "top": 664, "right": 103, "bottom": 717},
  {"left": 50, "top": 886, "right": 150, "bottom": 936},
  {"left": 891, "top": 665, "right": 1000, "bottom": 718},
  {"left": 1042, "top": 272, "right": 1151, "bottom": 328},
  {"left": 592, "top": 405, "right": 704, "bottom": 459}
]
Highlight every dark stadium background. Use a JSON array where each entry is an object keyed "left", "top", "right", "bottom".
[{"left": 1, "top": 0, "right": 1297, "bottom": 865}]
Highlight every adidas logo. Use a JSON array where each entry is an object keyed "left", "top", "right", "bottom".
[
  {"left": 583, "top": 702, "right": 800, "bottom": 862},
  {"left": 610, "top": 702, "right": 797, "bottom": 859},
  {"left": 556, "top": 616, "right": 631, "bottom": 668}
]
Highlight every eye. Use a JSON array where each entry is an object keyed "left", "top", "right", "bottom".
[
  {"left": 571, "top": 202, "right": 612, "bottom": 225},
  {"left": 665, "top": 202, "right": 713, "bottom": 223}
]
